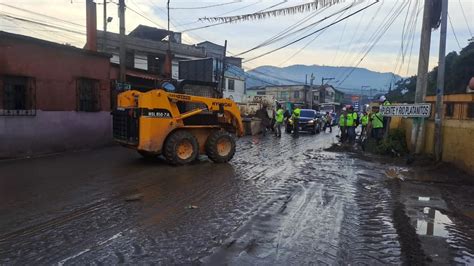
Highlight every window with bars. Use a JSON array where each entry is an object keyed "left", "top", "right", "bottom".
[
  {"left": 77, "top": 78, "right": 100, "bottom": 112},
  {"left": 0, "top": 75, "right": 36, "bottom": 116}
]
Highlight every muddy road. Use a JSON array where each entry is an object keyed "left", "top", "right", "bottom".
[{"left": 0, "top": 132, "right": 473, "bottom": 264}]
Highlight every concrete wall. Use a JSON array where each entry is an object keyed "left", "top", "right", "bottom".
[
  {"left": 0, "top": 33, "right": 113, "bottom": 158},
  {"left": 0, "top": 37, "right": 111, "bottom": 111},
  {"left": 223, "top": 77, "right": 245, "bottom": 103},
  {"left": 392, "top": 117, "right": 474, "bottom": 175},
  {"left": 0, "top": 111, "right": 112, "bottom": 158}
]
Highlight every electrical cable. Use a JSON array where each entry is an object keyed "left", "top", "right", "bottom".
[
  {"left": 277, "top": 3, "right": 354, "bottom": 66},
  {"left": 243, "top": 0, "right": 380, "bottom": 63},
  {"left": 458, "top": 0, "right": 473, "bottom": 37},
  {"left": 336, "top": 0, "right": 409, "bottom": 87},
  {"left": 448, "top": 13, "right": 463, "bottom": 50},
  {"left": 235, "top": 3, "right": 356, "bottom": 57},
  {"left": 170, "top": 1, "right": 242, "bottom": 10}
]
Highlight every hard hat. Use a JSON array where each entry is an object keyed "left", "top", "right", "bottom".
[
  {"left": 342, "top": 107, "right": 347, "bottom": 111},
  {"left": 380, "top": 95, "right": 386, "bottom": 102}
]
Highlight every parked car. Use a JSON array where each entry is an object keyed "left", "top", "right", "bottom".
[{"left": 285, "top": 109, "right": 321, "bottom": 134}]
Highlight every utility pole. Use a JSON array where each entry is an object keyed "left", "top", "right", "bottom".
[
  {"left": 434, "top": 0, "right": 448, "bottom": 161},
  {"left": 411, "top": 0, "right": 432, "bottom": 153},
  {"left": 103, "top": 0, "right": 107, "bottom": 51},
  {"left": 220, "top": 40, "right": 227, "bottom": 97},
  {"left": 118, "top": 0, "right": 126, "bottom": 82},
  {"left": 164, "top": 0, "right": 173, "bottom": 78}
]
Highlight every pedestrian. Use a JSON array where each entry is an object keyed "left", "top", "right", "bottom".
[
  {"left": 370, "top": 106, "right": 384, "bottom": 142},
  {"left": 339, "top": 108, "right": 347, "bottom": 143},
  {"left": 345, "top": 106, "right": 356, "bottom": 144},
  {"left": 323, "top": 112, "right": 333, "bottom": 133},
  {"left": 360, "top": 111, "right": 369, "bottom": 139},
  {"left": 380, "top": 95, "right": 391, "bottom": 136},
  {"left": 274, "top": 104, "right": 284, "bottom": 137},
  {"left": 292, "top": 105, "right": 301, "bottom": 137},
  {"left": 256, "top": 104, "right": 271, "bottom": 136}
]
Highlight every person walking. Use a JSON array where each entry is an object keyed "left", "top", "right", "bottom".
[
  {"left": 339, "top": 108, "right": 347, "bottom": 142},
  {"left": 323, "top": 112, "right": 333, "bottom": 133},
  {"left": 274, "top": 104, "right": 284, "bottom": 137},
  {"left": 292, "top": 105, "right": 301, "bottom": 137}
]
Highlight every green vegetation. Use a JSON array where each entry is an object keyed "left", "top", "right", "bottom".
[
  {"left": 376, "top": 129, "right": 408, "bottom": 156},
  {"left": 387, "top": 42, "right": 474, "bottom": 103}
]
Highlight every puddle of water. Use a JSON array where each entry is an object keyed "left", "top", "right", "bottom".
[{"left": 416, "top": 207, "right": 452, "bottom": 238}]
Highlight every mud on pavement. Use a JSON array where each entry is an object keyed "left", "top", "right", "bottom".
[{"left": 0, "top": 132, "right": 473, "bottom": 264}]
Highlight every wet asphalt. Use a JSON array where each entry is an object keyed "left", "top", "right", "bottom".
[{"left": 0, "top": 130, "right": 471, "bottom": 264}]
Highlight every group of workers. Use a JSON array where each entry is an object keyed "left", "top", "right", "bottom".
[
  {"left": 338, "top": 95, "right": 391, "bottom": 144},
  {"left": 260, "top": 94, "right": 391, "bottom": 142},
  {"left": 274, "top": 104, "right": 301, "bottom": 137}
]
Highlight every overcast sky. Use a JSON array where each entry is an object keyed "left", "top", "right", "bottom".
[{"left": 0, "top": 0, "right": 472, "bottom": 77}]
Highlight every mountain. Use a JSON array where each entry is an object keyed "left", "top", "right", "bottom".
[{"left": 246, "top": 64, "right": 402, "bottom": 94}]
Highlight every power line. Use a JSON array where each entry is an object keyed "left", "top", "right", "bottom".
[
  {"left": 448, "top": 12, "right": 462, "bottom": 50},
  {"left": 0, "top": 3, "right": 85, "bottom": 28},
  {"left": 336, "top": 1, "right": 409, "bottom": 87},
  {"left": 243, "top": 0, "right": 380, "bottom": 63},
  {"left": 235, "top": 2, "right": 356, "bottom": 57},
  {"left": 170, "top": 1, "right": 242, "bottom": 10},
  {"left": 277, "top": 4, "right": 354, "bottom": 66},
  {"left": 458, "top": 0, "right": 473, "bottom": 37},
  {"left": 0, "top": 12, "right": 86, "bottom": 35},
  {"left": 126, "top": 4, "right": 166, "bottom": 29}
]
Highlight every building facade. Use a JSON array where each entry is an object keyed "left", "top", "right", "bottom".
[
  {"left": 97, "top": 25, "right": 207, "bottom": 83},
  {"left": 248, "top": 85, "right": 312, "bottom": 107},
  {"left": 0, "top": 31, "right": 112, "bottom": 158}
]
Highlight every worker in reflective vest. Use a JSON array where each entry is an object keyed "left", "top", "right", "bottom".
[
  {"left": 371, "top": 106, "right": 384, "bottom": 141},
  {"left": 339, "top": 107, "right": 347, "bottom": 143},
  {"left": 274, "top": 105, "right": 284, "bottom": 137},
  {"left": 346, "top": 106, "right": 356, "bottom": 144},
  {"left": 292, "top": 105, "right": 301, "bottom": 136},
  {"left": 361, "top": 111, "right": 369, "bottom": 138},
  {"left": 380, "top": 95, "right": 391, "bottom": 134}
]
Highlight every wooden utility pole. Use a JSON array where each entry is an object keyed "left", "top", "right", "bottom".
[
  {"left": 411, "top": 0, "right": 432, "bottom": 153},
  {"left": 103, "top": 0, "right": 107, "bottom": 51},
  {"left": 118, "top": 0, "right": 126, "bottom": 82},
  {"left": 434, "top": 0, "right": 448, "bottom": 161}
]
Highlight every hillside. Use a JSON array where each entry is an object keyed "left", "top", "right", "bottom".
[
  {"left": 387, "top": 42, "right": 474, "bottom": 103},
  {"left": 246, "top": 64, "right": 402, "bottom": 94}
]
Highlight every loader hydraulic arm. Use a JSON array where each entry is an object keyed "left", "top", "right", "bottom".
[{"left": 166, "top": 91, "right": 244, "bottom": 137}]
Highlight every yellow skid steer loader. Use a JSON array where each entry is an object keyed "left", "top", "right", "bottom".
[{"left": 113, "top": 87, "right": 244, "bottom": 165}]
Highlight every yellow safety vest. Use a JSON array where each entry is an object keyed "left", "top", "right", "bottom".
[{"left": 276, "top": 109, "right": 284, "bottom": 123}]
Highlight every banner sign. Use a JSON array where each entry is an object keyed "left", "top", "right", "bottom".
[{"left": 380, "top": 104, "right": 431, "bottom": 118}]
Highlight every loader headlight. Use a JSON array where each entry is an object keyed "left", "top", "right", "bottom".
[{"left": 308, "top": 120, "right": 314, "bottom": 124}]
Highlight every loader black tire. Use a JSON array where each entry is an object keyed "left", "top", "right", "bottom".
[
  {"left": 205, "top": 131, "right": 236, "bottom": 163},
  {"left": 164, "top": 130, "right": 199, "bottom": 165}
]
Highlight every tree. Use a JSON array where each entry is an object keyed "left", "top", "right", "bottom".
[{"left": 387, "top": 42, "right": 474, "bottom": 103}]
